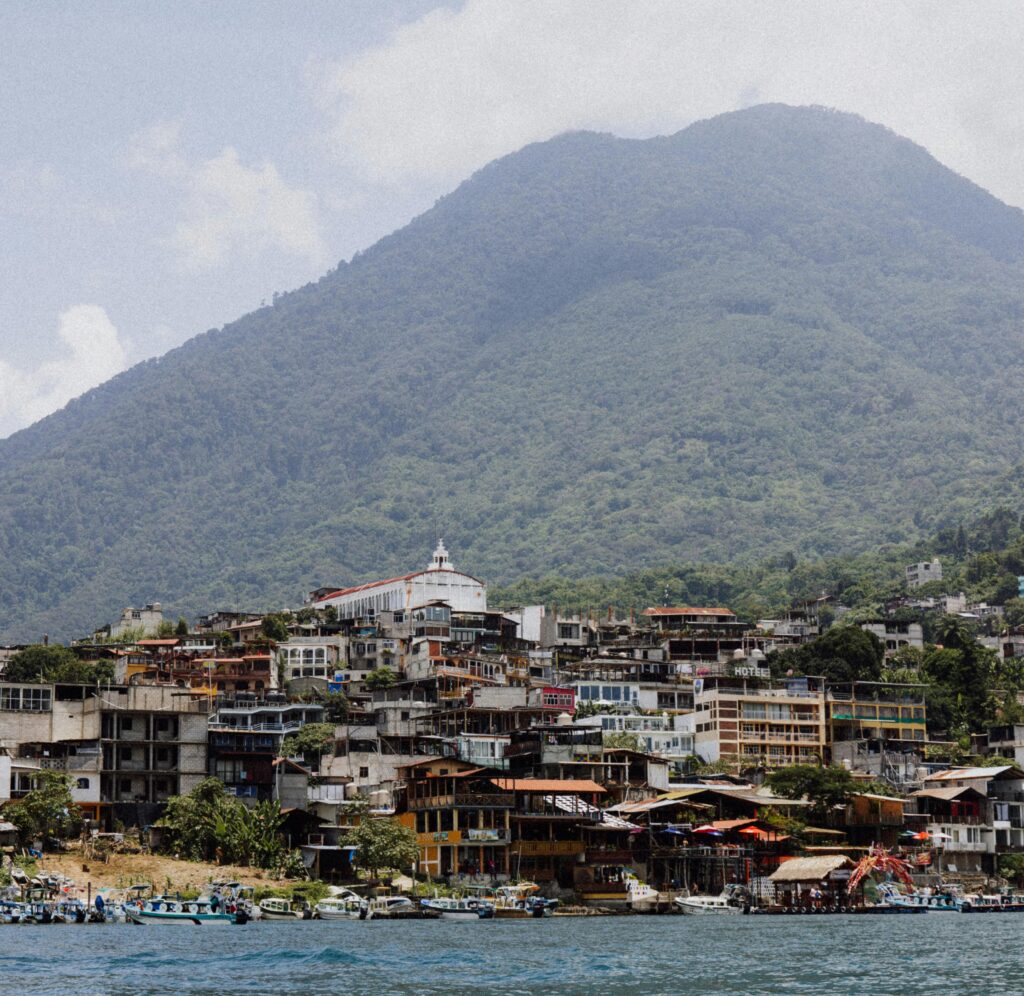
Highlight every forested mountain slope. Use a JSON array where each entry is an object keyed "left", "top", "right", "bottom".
[{"left": 3, "top": 104, "right": 1024, "bottom": 640}]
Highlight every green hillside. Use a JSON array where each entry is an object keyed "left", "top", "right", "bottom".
[{"left": 2, "top": 103, "right": 1024, "bottom": 641}]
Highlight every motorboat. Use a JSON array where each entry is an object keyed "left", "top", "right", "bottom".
[
  {"left": 420, "top": 896, "right": 494, "bottom": 920},
  {"left": 674, "top": 884, "right": 751, "bottom": 915},
  {"left": 126, "top": 896, "right": 246, "bottom": 925},
  {"left": 493, "top": 884, "right": 558, "bottom": 919},
  {"left": 314, "top": 896, "right": 364, "bottom": 920},
  {"left": 258, "top": 897, "right": 312, "bottom": 921},
  {"left": 874, "top": 883, "right": 962, "bottom": 912}
]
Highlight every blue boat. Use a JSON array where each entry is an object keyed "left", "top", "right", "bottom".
[{"left": 125, "top": 895, "right": 248, "bottom": 925}]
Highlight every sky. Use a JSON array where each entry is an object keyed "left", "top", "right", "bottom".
[{"left": 2, "top": 0, "right": 1023, "bottom": 439}]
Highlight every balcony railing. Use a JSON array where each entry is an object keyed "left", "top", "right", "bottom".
[
  {"left": 510, "top": 840, "right": 586, "bottom": 856},
  {"left": 408, "top": 793, "right": 515, "bottom": 810}
]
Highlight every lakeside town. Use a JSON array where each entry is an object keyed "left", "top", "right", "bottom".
[{"left": 4, "top": 540, "right": 1024, "bottom": 920}]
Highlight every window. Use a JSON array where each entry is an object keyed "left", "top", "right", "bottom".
[
  {"left": 119, "top": 778, "right": 132, "bottom": 793},
  {"left": 119, "top": 747, "right": 132, "bottom": 761},
  {"left": 76, "top": 778, "right": 90, "bottom": 790},
  {"left": 359, "top": 766, "right": 370, "bottom": 779},
  {"left": 121, "top": 717, "right": 133, "bottom": 731}
]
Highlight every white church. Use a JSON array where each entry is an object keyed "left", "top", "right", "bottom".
[{"left": 311, "top": 541, "right": 487, "bottom": 620}]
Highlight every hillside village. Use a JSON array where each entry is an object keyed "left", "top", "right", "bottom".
[{"left": 4, "top": 540, "right": 1024, "bottom": 905}]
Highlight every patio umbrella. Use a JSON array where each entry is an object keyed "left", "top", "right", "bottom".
[
  {"left": 929, "top": 832, "right": 953, "bottom": 841},
  {"left": 911, "top": 831, "right": 931, "bottom": 841},
  {"left": 693, "top": 825, "right": 723, "bottom": 835}
]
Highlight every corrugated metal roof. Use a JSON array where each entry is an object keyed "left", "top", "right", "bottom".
[
  {"left": 924, "top": 765, "right": 1019, "bottom": 781},
  {"left": 911, "top": 786, "right": 987, "bottom": 801},
  {"left": 768, "top": 855, "right": 853, "bottom": 882},
  {"left": 642, "top": 607, "right": 736, "bottom": 617}
]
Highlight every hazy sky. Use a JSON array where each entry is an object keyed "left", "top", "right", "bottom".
[{"left": 3, "top": 0, "right": 1023, "bottom": 438}]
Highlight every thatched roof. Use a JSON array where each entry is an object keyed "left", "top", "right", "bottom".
[{"left": 768, "top": 855, "right": 853, "bottom": 883}]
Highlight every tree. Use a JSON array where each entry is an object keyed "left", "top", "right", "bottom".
[
  {"left": 345, "top": 818, "right": 419, "bottom": 877},
  {"left": 175, "top": 617, "right": 189, "bottom": 636},
  {"left": 4, "top": 770, "right": 83, "bottom": 846},
  {"left": 364, "top": 666, "right": 396, "bottom": 691},
  {"left": 156, "top": 620, "right": 176, "bottom": 637},
  {"left": 156, "top": 778, "right": 286, "bottom": 869},
  {"left": 260, "top": 614, "right": 290, "bottom": 642},
  {"left": 769, "top": 625, "right": 883, "bottom": 683},
  {"left": 765, "top": 764, "right": 858, "bottom": 820},
  {"left": 3, "top": 645, "right": 114, "bottom": 684},
  {"left": 281, "top": 723, "right": 336, "bottom": 764},
  {"left": 604, "top": 732, "right": 642, "bottom": 752}
]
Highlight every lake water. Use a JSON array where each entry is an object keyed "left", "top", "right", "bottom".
[{"left": 4, "top": 914, "right": 1023, "bottom": 995}]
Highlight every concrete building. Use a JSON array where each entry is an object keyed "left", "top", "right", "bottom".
[
  {"left": 826, "top": 682, "right": 928, "bottom": 744},
  {"left": 906, "top": 560, "right": 942, "bottom": 589},
  {"left": 107, "top": 603, "right": 165, "bottom": 638},
  {"left": 691, "top": 677, "right": 827, "bottom": 768},
  {"left": 859, "top": 620, "right": 924, "bottom": 658}
]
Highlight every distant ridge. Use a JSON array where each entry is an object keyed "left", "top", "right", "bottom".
[{"left": 2, "top": 103, "right": 1024, "bottom": 640}]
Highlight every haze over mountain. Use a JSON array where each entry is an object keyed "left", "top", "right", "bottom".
[{"left": 3, "top": 103, "right": 1024, "bottom": 642}]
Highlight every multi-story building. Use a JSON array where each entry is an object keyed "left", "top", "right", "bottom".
[
  {"left": 906, "top": 560, "right": 943, "bottom": 589},
  {"left": 207, "top": 694, "right": 323, "bottom": 803},
  {"left": 398, "top": 757, "right": 514, "bottom": 879},
  {"left": 94, "top": 685, "right": 209, "bottom": 822},
  {"left": 826, "top": 681, "right": 928, "bottom": 745},
  {"left": 910, "top": 765, "right": 1024, "bottom": 873},
  {"left": 277, "top": 635, "right": 348, "bottom": 693},
  {"left": 859, "top": 620, "right": 924, "bottom": 658},
  {"left": 691, "top": 676, "right": 827, "bottom": 768}
]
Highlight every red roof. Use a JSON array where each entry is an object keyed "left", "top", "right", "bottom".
[
  {"left": 312, "top": 568, "right": 486, "bottom": 604},
  {"left": 642, "top": 607, "right": 736, "bottom": 617},
  {"left": 138, "top": 639, "right": 180, "bottom": 646},
  {"left": 491, "top": 778, "right": 606, "bottom": 794}
]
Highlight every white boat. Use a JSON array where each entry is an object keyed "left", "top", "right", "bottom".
[
  {"left": 674, "top": 885, "right": 750, "bottom": 915},
  {"left": 493, "top": 885, "right": 558, "bottom": 919},
  {"left": 874, "top": 882, "right": 962, "bottom": 912},
  {"left": 258, "top": 897, "right": 312, "bottom": 920},
  {"left": 420, "top": 896, "right": 494, "bottom": 920},
  {"left": 314, "top": 896, "right": 364, "bottom": 920},
  {"left": 125, "top": 896, "right": 245, "bottom": 925}
]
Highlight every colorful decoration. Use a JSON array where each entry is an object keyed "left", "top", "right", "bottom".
[{"left": 847, "top": 844, "right": 915, "bottom": 893}]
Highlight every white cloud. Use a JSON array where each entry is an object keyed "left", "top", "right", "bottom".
[
  {"left": 0, "top": 305, "right": 129, "bottom": 438},
  {"left": 129, "top": 123, "right": 326, "bottom": 270},
  {"left": 314, "top": 0, "right": 1024, "bottom": 207}
]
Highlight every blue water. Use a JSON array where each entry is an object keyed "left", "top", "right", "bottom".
[{"left": 4, "top": 915, "right": 1024, "bottom": 994}]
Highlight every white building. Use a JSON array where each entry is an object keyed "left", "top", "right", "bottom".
[
  {"left": 310, "top": 541, "right": 486, "bottom": 620},
  {"left": 859, "top": 620, "right": 924, "bottom": 658},
  {"left": 108, "top": 603, "right": 165, "bottom": 638}
]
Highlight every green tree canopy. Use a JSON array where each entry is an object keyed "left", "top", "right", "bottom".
[
  {"left": 364, "top": 666, "right": 396, "bottom": 691},
  {"left": 260, "top": 614, "right": 291, "bottom": 642},
  {"left": 345, "top": 818, "right": 419, "bottom": 877},
  {"left": 156, "top": 777, "right": 286, "bottom": 869},
  {"left": 765, "top": 764, "right": 858, "bottom": 820},
  {"left": 769, "top": 625, "right": 884, "bottom": 683},
  {"left": 3, "top": 770, "right": 83, "bottom": 845},
  {"left": 4, "top": 645, "right": 114, "bottom": 684},
  {"left": 281, "top": 722, "right": 336, "bottom": 763}
]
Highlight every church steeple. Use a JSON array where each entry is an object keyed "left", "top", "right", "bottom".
[{"left": 430, "top": 538, "right": 453, "bottom": 571}]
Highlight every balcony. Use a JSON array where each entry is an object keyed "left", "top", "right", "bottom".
[
  {"left": 308, "top": 784, "right": 349, "bottom": 803},
  {"left": 511, "top": 840, "right": 586, "bottom": 856},
  {"left": 586, "top": 848, "right": 634, "bottom": 864},
  {"left": 408, "top": 792, "right": 515, "bottom": 811}
]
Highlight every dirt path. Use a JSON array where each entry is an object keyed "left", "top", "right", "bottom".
[{"left": 36, "top": 848, "right": 292, "bottom": 896}]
